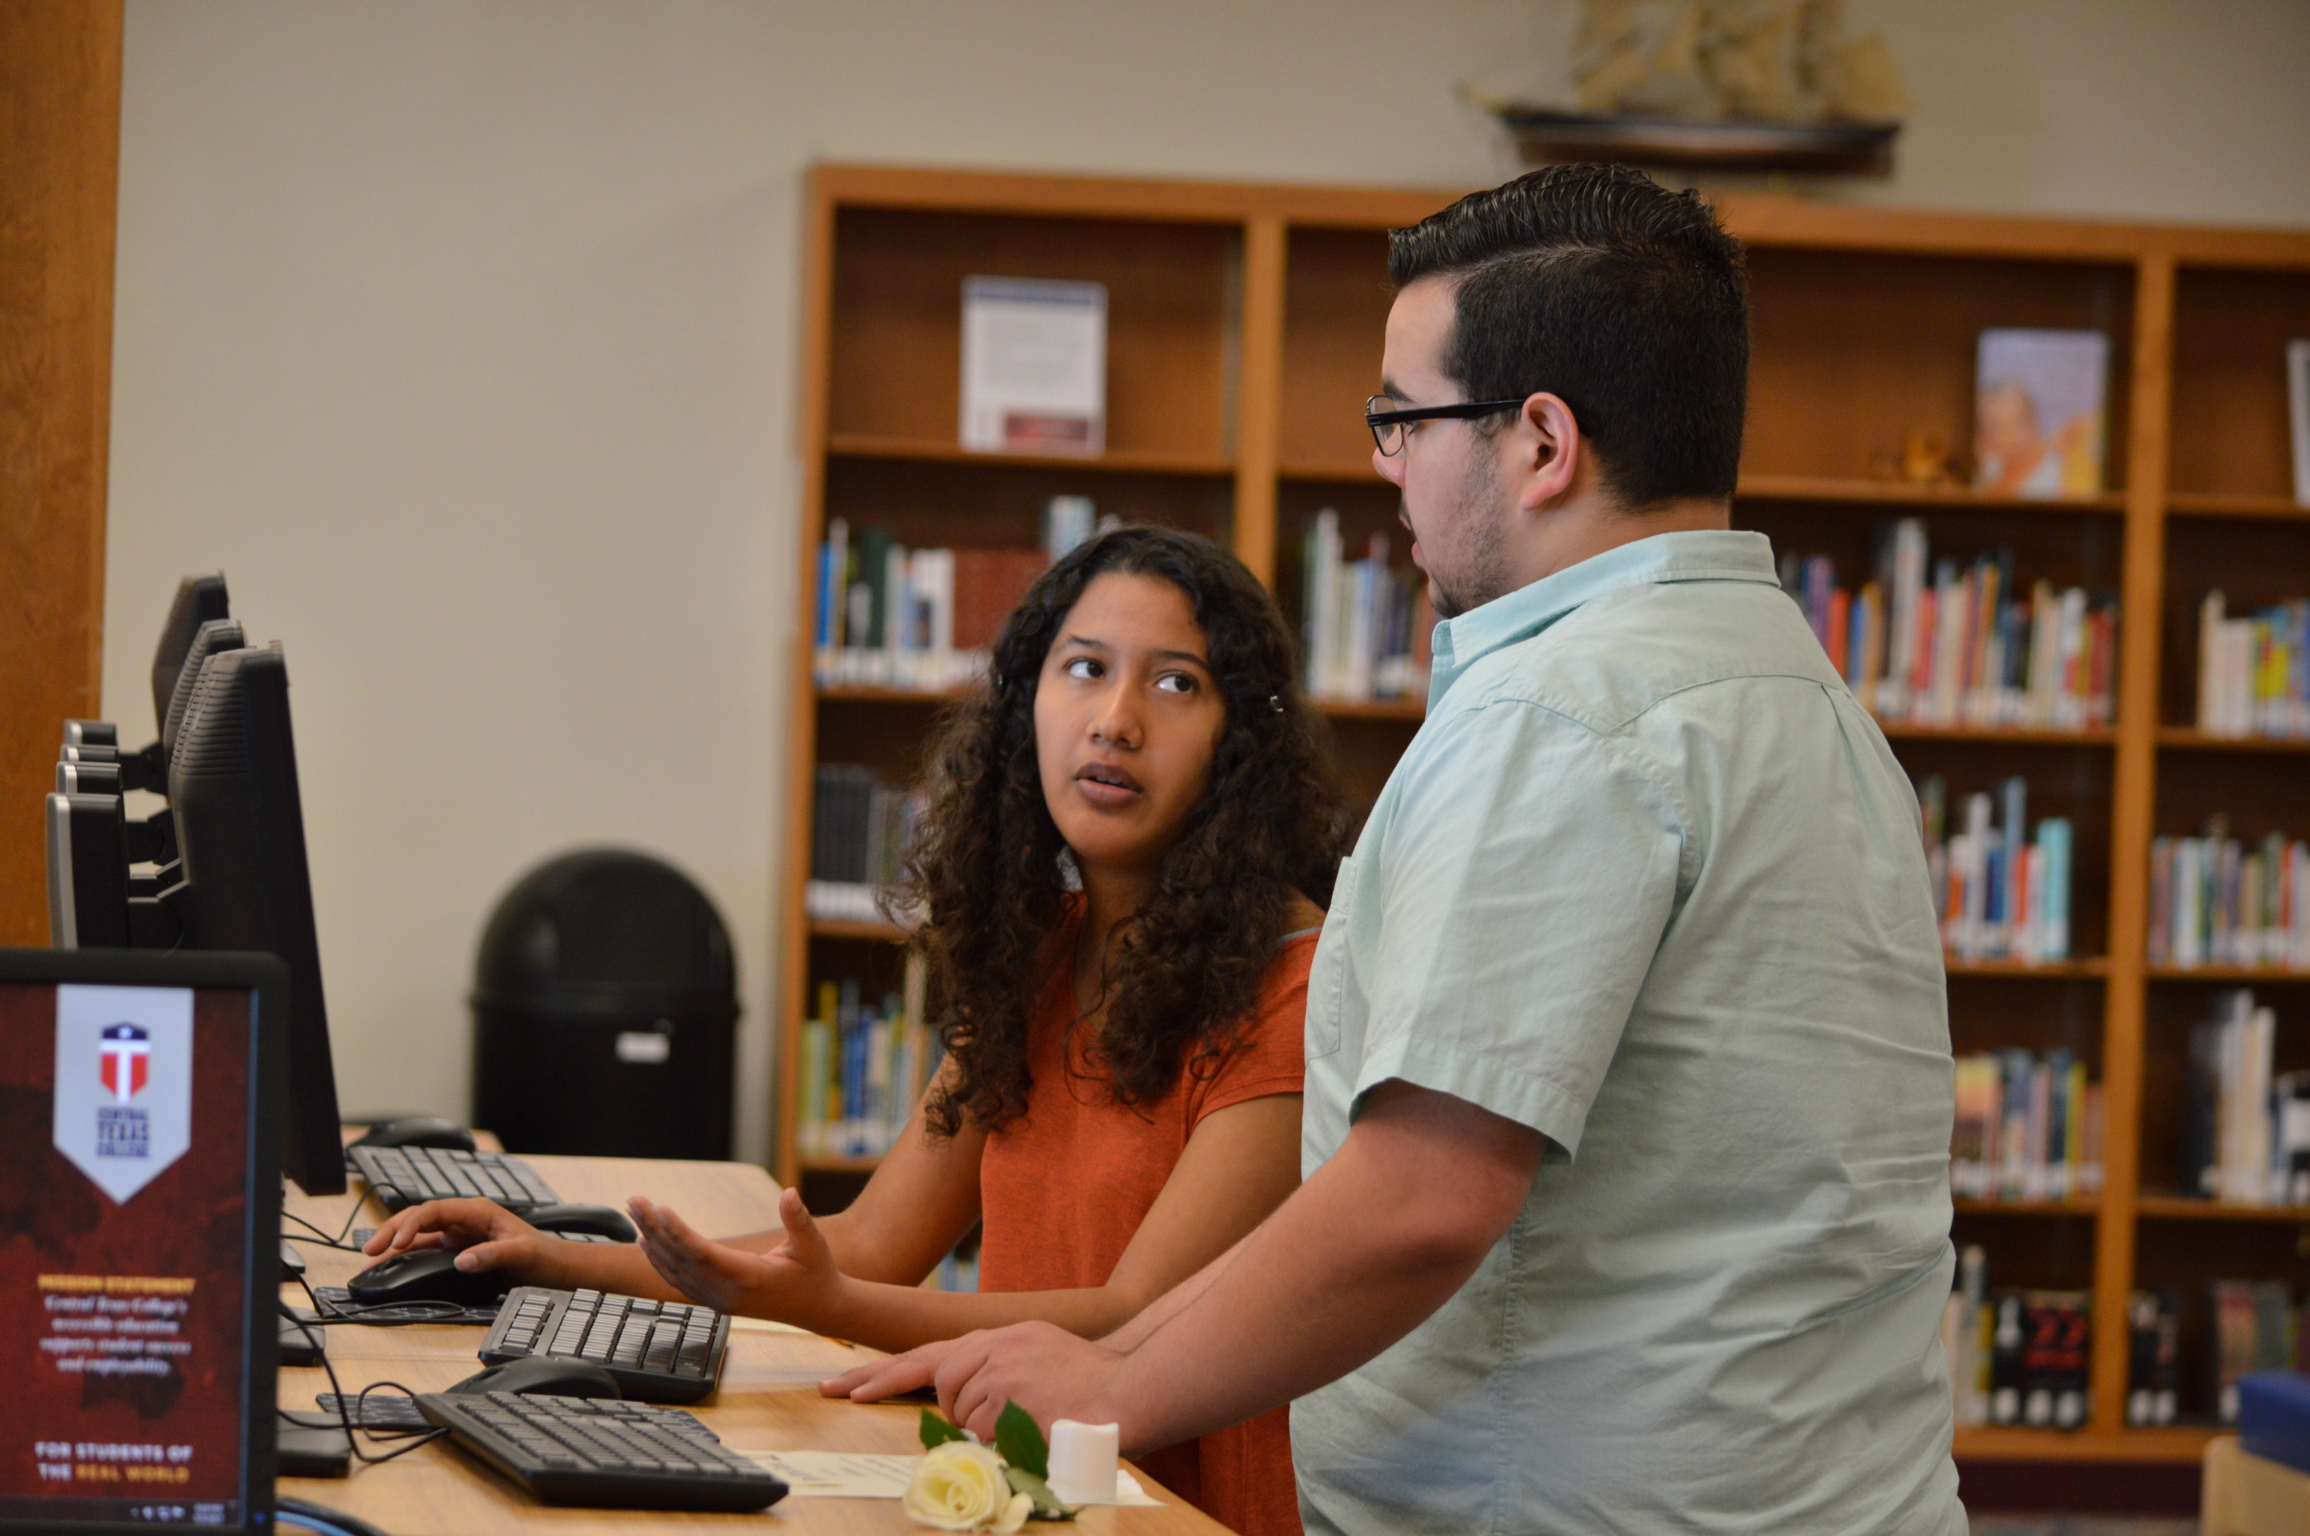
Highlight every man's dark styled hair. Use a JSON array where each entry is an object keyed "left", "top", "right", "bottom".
[{"left": 1387, "top": 163, "right": 1749, "bottom": 510}]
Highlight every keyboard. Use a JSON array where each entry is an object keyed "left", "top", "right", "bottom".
[
  {"left": 415, "top": 1390, "right": 785, "bottom": 1512},
  {"left": 480, "top": 1287, "right": 729, "bottom": 1404},
  {"left": 347, "top": 1144, "right": 560, "bottom": 1212}
]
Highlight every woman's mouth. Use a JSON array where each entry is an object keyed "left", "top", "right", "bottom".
[{"left": 1076, "top": 762, "right": 1143, "bottom": 806}]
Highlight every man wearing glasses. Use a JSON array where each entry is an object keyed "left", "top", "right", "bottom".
[{"left": 833, "top": 165, "right": 1962, "bottom": 1535}]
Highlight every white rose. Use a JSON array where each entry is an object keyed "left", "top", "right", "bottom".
[{"left": 902, "top": 1441, "right": 1034, "bottom": 1532}]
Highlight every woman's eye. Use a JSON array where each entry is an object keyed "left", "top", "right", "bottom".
[
  {"left": 1155, "top": 672, "right": 1196, "bottom": 695},
  {"left": 1064, "top": 656, "right": 1101, "bottom": 679}
]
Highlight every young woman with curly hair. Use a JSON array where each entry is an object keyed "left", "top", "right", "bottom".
[{"left": 367, "top": 526, "right": 1344, "bottom": 1536}]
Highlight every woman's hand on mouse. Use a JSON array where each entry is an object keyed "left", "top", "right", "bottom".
[
  {"left": 361, "top": 1199, "right": 579, "bottom": 1286},
  {"left": 629, "top": 1187, "right": 846, "bottom": 1331}
]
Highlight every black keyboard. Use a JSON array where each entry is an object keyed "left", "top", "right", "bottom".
[
  {"left": 415, "top": 1390, "right": 785, "bottom": 1512},
  {"left": 347, "top": 1145, "right": 560, "bottom": 1212},
  {"left": 480, "top": 1287, "right": 728, "bottom": 1404}
]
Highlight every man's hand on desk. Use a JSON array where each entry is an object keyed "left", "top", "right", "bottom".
[
  {"left": 818, "top": 1323, "right": 1128, "bottom": 1447},
  {"left": 629, "top": 1187, "right": 845, "bottom": 1331}
]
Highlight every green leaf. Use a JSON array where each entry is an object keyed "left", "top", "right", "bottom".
[
  {"left": 919, "top": 1407, "right": 968, "bottom": 1450},
  {"left": 1003, "top": 1465, "right": 1079, "bottom": 1521},
  {"left": 993, "top": 1400, "right": 1048, "bottom": 1478}
]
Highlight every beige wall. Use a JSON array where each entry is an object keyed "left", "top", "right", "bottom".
[{"left": 104, "top": 0, "right": 2310, "bottom": 1165}]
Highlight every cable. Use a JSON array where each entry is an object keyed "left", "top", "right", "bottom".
[
  {"left": 281, "top": 1203, "right": 367, "bottom": 1251},
  {"left": 275, "top": 1494, "right": 392, "bottom": 1536},
  {"left": 275, "top": 1301, "right": 451, "bottom": 1467}
]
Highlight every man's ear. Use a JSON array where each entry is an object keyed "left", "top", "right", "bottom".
[{"left": 1513, "top": 393, "right": 1581, "bottom": 512}]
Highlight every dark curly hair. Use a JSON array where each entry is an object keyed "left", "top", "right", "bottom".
[{"left": 901, "top": 526, "right": 1345, "bottom": 1138}]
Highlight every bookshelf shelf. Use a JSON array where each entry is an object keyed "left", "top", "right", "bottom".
[
  {"left": 816, "top": 683, "right": 959, "bottom": 707},
  {"left": 2156, "top": 727, "right": 2310, "bottom": 753},
  {"left": 1316, "top": 697, "right": 1424, "bottom": 722},
  {"left": 1875, "top": 722, "right": 2116, "bottom": 746},
  {"left": 783, "top": 166, "right": 2310, "bottom": 1454},
  {"left": 2144, "top": 965, "right": 2310, "bottom": 984},
  {"left": 808, "top": 917, "right": 910, "bottom": 944},
  {"left": 2168, "top": 491, "right": 2310, "bottom": 520},
  {"left": 1953, "top": 1425, "right": 2218, "bottom": 1465},
  {"left": 1279, "top": 460, "right": 1385, "bottom": 485},
  {"left": 1944, "top": 958, "right": 2109, "bottom": 979},
  {"left": 1734, "top": 473, "right": 2128, "bottom": 514},
  {"left": 826, "top": 433, "right": 1234, "bottom": 478},
  {"left": 2137, "top": 1197, "right": 2310, "bottom": 1222},
  {"left": 1954, "top": 1197, "right": 2102, "bottom": 1216}
]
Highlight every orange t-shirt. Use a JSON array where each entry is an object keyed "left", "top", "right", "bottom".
[{"left": 978, "top": 912, "right": 1315, "bottom": 1536}]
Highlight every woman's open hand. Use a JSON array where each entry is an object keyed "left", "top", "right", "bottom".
[{"left": 629, "top": 1186, "right": 847, "bottom": 1331}]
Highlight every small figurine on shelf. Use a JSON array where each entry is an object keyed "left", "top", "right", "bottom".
[{"left": 1868, "top": 428, "right": 1962, "bottom": 487}]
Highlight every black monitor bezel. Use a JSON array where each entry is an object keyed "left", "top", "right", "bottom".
[{"left": 0, "top": 945, "right": 286, "bottom": 1536}]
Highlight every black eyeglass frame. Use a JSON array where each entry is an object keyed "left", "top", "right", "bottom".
[{"left": 1364, "top": 395, "right": 1530, "bottom": 455}]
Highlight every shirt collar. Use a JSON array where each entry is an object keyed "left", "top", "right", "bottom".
[{"left": 1428, "top": 529, "right": 1780, "bottom": 707}]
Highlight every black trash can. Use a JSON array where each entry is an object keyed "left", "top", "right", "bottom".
[{"left": 470, "top": 848, "right": 738, "bottom": 1159}]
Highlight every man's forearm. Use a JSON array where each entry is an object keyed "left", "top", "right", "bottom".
[{"left": 1108, "top": 1089, "right": 1540, "bottom": 1455}]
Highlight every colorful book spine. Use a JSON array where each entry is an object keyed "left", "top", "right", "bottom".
[
  {"left": 1915, "top": 775, "right": 2074, "bottom": 964},
  {"left": 2199, "top": 591, "right": 2310, "bottom": 739},
  {"left": 811, "top": 524, "right": 1050, "bottom": 690},
  {"left": 1300, "top": 509, "right": 1434, "bottom": 703},
  {"left": 1950, "top": 1049, "right": 2103, "bottom": 1201},
  {"left": 794, "top": 954, "right": 942, "bottom": 1161},
  {"left": 1788, "top": 518, "right": 2117, "bottom": 732},
  {"left": 2148, "top": 828, "right": 2310, "bottom": 970}
]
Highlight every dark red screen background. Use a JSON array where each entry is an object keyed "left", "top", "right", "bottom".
[{"left": 0, "top": 983, "right": 253, "bottom": 1509}]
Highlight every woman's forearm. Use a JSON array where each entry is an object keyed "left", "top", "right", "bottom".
[{"left": 815, "top": 1277, "right": 1151, "bottom": 1355}]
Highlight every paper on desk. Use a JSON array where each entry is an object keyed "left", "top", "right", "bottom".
[{"left": 739, "top": 1451, "right": 1159, "bottom": 1506}]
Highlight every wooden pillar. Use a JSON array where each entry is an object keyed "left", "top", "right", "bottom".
[{"left": 0, "top": 0, "right": 124, "bottom": 944}]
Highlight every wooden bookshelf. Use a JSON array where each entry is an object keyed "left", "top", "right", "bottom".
[{"left": 781, "top": 164, "right": 2310, "bottom": 1463}]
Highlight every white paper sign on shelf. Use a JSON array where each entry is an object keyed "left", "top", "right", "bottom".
[{"left": 960, "top": 276, "right": 1107, "bottom": 455}]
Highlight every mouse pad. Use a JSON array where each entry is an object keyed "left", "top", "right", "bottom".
[{"left": 310, "top": 1286, "right": 501, "bottom": 1327}]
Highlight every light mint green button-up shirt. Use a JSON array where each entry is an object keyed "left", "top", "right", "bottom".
[{"left": 1293, "top": 530, "right": 1963, "bottom": 1536}]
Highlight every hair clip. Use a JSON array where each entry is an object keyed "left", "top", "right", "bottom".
[{"left": 1268, "top": 694, "right": 1284, "bottom": 714}]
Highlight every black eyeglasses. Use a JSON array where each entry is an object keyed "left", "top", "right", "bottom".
[{"left": 1365, "top": 395, "right": 1527, "bottom": 456}]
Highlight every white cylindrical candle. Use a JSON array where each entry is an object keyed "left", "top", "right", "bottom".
[{"left": 1045, "top": 1419, "right": 1120, "bottom": 1505}]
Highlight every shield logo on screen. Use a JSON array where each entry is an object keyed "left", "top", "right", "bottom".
[
  {"left": 53, "top": 984, "right": 194, "bottom": 1203},
  {"left": 100, "top": 1023, "right": 152, "bottom": 1101}
]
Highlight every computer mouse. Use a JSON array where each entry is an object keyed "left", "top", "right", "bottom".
[
  {"left": 345, "top": 1248, "right": 512, "bottom": 1309},
  {"left": 521, "top": 1204, "right": 638, "bottom": 1243},
  {"left": 346, "top": 1115, "right": 478, "bottom": 1152},
  {"left": 446, "top": 1356, "right": 621, "bottom": 1400}
]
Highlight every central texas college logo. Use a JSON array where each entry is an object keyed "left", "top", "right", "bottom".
[
  {"left": 100, "top": 1023, "right": 152, "bottom": 1102},
  {"left": 54, "top": 985, "right": 193, "bottom": 1203}
]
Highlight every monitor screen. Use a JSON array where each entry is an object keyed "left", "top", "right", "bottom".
[
  {"left": 170, "top": 646, "right": 346, "bottom": 1198},
  {"left": 0, "top": 947, "right": 283, "bottom": 1533}
]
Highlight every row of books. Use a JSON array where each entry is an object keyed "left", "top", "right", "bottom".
[
  {"left": 2179, "top": 989, "right": 2310, "bottom": 1207},
  {"left": 2147, "top": 825, "right": 2310, "bottom": 971},
  {"left": 1783, "top": 519, "right": 2119, "bottom": 731},
  {"left": 2197, "top": 592, "right": 2310, "bottom": 739},
  {"left": 2209, "top": 1279, "right": 2310, "bottom": 1423},
  {"left": 1945, "top": 1267, "right": 2310, "bottom": 1429},
  {"left": 810, "top": 518, "right": 1049, "bottom": 689},
  {"left": 1950, "top": 1049, "right": 2103, "bottom": 1202},
  {"left": 1942, "top": 1248, "right": 2090, "bottom": 1428},
  {"left": 806, "top": 765, "right": 921, "bottom": 924},
  {"left": 1299, "top": 511, "right": 1433, "bottom": 702},
  {"left": 1918, "top": 775, "right": 2074, "bottom": 964},
  {"left": 793, "top": 972, "right": 940, "bottom": 1161}
]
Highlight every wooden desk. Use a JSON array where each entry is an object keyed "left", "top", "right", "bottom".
[{"left": 281, "top": 1154, "right": 1226, "bottom": 1533}]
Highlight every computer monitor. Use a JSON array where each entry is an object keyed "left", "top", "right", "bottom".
[
  {"left": 169, "top": 644, "right": 347, "bottom": 1198},
  {"left": 150, "top": 575, "right": 230, "bottom": 738},
  {"left": 162, "top": 619, "right": 247, "bottom": 772},
  {"left": 0, "top": 944, "right": 284, "bottom": 1534}
]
